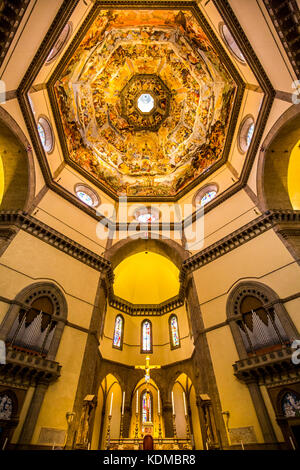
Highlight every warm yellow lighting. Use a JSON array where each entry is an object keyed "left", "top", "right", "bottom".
[
  {"left": 0, "top": 155, "right": 4, "bottom": 206},
  {"left": 113, "top": 251, "right": 180, "bottom": 304},
  {"left": 288, "top": 139, "right": 300, "bottom": 209}
]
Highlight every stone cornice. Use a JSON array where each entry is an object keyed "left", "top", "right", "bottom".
[
  {"left": 1, "top": 209, "right": 300, "bottom": 315},
  {"left": 0, "top": 210, "right": 112, "bottom": 276},
  {"left": 16, "top": 0, "right": 274, "bottom": 223},
  {"left": 181, "top": 210, "right": 300, "bottom": 275}
]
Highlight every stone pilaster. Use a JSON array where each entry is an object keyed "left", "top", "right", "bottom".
[
  {"left": 162, "top": 402, "right": 174, "bottom": 437},
  {"left": 18, "top": 382, "right": 48, "bottom": 448}
]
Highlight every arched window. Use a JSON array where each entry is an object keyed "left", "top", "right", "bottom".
[
  {"left": 169, "top": 314, "right": 180, "bottom": 349},
  {"left": 112, "top": 314, "right": 124, "bottom": 350},
  {"left": 134, "top": 206, "right": 160, "bottom": 224},
  {"left": 141, "top": 390, "right": 152, "bottom": 423},
  {"left": 6, "top": 296, "right": 57, "bottom": 357},
  {"left": 141, "top": 319, "right": 152, "bottom": 353},
  {"left": 236, "top": 295, "right": 290, "bottom": 354}
]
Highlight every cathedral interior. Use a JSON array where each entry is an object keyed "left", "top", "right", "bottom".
[{"left": 0, "top": 0, "right": 300, "bottom": 451}]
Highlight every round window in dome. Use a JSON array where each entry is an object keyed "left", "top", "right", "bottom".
[
  {"left": 134, "top": 206, "right": 160, "bottom": 223},
  {"left": 238, "top": 116, "right": 255, "bottom": 154},
  {"left": 193, "top": 184, "right": 219, "bottom": 208},
  {"left": 219, "top": 23, "right": 246, "bottom": 63},
  {"left": 46, "top": 23, "right": 72, "bottom": 64},
  {"left": 74, "top": 184, "right": 100, "bottom": 208},
  {"left": 137, "top": 93, "right": 155, "bottom": 114},
  {"left": 37, "top": 116, "right": 54, "bottom": 153}
]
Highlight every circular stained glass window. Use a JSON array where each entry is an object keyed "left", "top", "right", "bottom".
[
  {"left": 220, "top": 23, "right": 246, "bottom": 64},
  {"left": 75, "top": 184, "right": 100, "bottom": 208},
  {"left": 194, "top": 184, "right": 218, "bottom": 208},
  {"left": 200, "top": 190, "right": 217, "bottom": 207},
  {"left": 238, "top": 116, "right": 255, "bottom": 154},
  {"left": 137, "top": 93, "right": 155, "bottom": 113},
  {"left": 37, "top": 116, "right": 54, "bottom": 153},
  {"left": 46, "top": 23, "right": 72, "bottom": 63},
  {"left": 134, "top": 206, "right": 160, "bottom": 223}
]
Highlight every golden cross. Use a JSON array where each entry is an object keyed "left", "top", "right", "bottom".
[{"left": 135, "top": 356, "right": 161, "bottom": 384}]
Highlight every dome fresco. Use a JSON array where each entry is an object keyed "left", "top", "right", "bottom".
[{"left": 53, "top": 9, "right": 237, "bottom": 198}]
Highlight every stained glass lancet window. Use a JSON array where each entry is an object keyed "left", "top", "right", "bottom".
[
  {"left": 113, "top": 315, "right": 123, "bottom": 349},
  {"left": 170, "top": 315, "right": 180, "bottom": 348},
  {"left": 142, "top": 320, "right": 152, "bottom": 352},
  {"left": 282, "top": 392, "right": 300, "bottom": 418},
  {"left": 142, "top": 391, "right": 152, "bottom": 422},
  {"left": 0, "top": 395, "right": 13, "bottom": 420}
]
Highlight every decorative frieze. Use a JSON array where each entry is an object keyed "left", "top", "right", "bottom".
[
  {"left": 0, "top": 346, "right": 61, "bottom": 388},
  {"left": 233, "top": 346, "right": 299, "bottom": 385}
]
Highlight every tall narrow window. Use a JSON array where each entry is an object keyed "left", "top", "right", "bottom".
[
  {"left": 113, "top": 315, "right": 124, "bottom": 350},
  {"left": 169, "top": 314, "right": 180, "bottom": 349},
  {"left": 141, "top": 320, "right": 152, "bottom": 353},
  {"left": 142, "top": 391, "right": 152, "bottom": 423}
]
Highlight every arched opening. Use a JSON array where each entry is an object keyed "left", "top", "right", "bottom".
[
  {"left": 258, "top": 109, "right": 300, "bottom": 210},
  {"left": 113, "top": 251, "right": 180, "bottom": 304},
  {"left": 172, "top": 373, "right": 202, "bottom": 448},
  {"left": 0, "top": 118, "right": 33, "bottom": 211},
  {"left": 96, "top": 374, "right": 122, "bottom": 450}
]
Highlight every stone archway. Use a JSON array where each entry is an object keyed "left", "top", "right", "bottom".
[
  {"left": 0, "top": 106, "right": 35, "bottom": 212},
  {"left": 256, "top": 104, "right": 300, "bottom": 211}
]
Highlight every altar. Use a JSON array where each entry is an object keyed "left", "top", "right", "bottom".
[{"left": 108, "top": 438, "right": 193, "bottom": 451}]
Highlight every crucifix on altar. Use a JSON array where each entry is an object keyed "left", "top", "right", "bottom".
[{"left": 134, "top": 356, "right": 161, "bottom": 438}]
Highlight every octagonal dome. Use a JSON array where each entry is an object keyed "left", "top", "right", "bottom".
[{"left": 51, "top": 8, "right": 239, "bottom": 199}]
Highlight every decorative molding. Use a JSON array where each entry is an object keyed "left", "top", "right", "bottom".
[
  {"left": 182, "top": 210, "right": 300, "bottom": 274},
  {"left": 233, "top": 346, "right": 300, "bottom": 386},
  {"left": 0, "top": 346, "right": 61, "bottom": 389},
  {"left": 17, "top": 0, "right": 272, "bottom": 218}
]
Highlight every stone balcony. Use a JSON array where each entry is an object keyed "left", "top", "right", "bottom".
[
  {"left": 0, "top": 346, "right": 61, "bottom": 388},
  {"left": 233, "top": 346, "right": 300, "bottom": 385}
]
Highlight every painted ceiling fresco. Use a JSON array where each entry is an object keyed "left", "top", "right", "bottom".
[{"left": 54, "top": 9, "right": 237, "bottom": 198}]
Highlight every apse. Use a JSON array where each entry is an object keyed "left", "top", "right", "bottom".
[{"left": 113, "top": 251, "right": 180, "bottom": 304}]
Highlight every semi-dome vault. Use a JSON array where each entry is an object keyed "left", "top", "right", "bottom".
[{"left": 48, "top": 7, "right": 242, "bottom": 200}]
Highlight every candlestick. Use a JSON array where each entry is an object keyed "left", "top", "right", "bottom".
[
  {"left": 122, "top": 391, "right": 125, "bottom": 415},
  {"left": 136, "top": 390, "right": 138, "bottom": 414},
  {"left": 109, "top": 392, "right": 113, "bottom": 416},
  {"left": 171, "top": 391, "right": 175, "bottom": 415},
  {"left": 134, "top": 412, "right": 139, "bottom": 442},
  {"left": 105, "top": 415, "right": 112, "bottom": 450},
  {"left": 183, "top": 391, "right": 187, "bottom": 416},
  {"left": 158, "top": 390, "right": 160, "bottom": 414}
]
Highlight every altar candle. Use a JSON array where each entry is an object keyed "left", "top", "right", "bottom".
[
  {"left": 136, "top": 390, "right": 138, "bottom": 414},
  {"left": 183, "top": 391, "right": 187, "bottom": 416},
  {"left": 172, "top": 391, "right": 175, "bottom": 415},
  {"left": 122, "top": 391, "right": 125, "bottom": 415},
  {"left": 158, "top": 390, "right": 160, "bottom": 414},
  {"left": 109, "top": 392, "right": 113, "bottom": 416}
]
